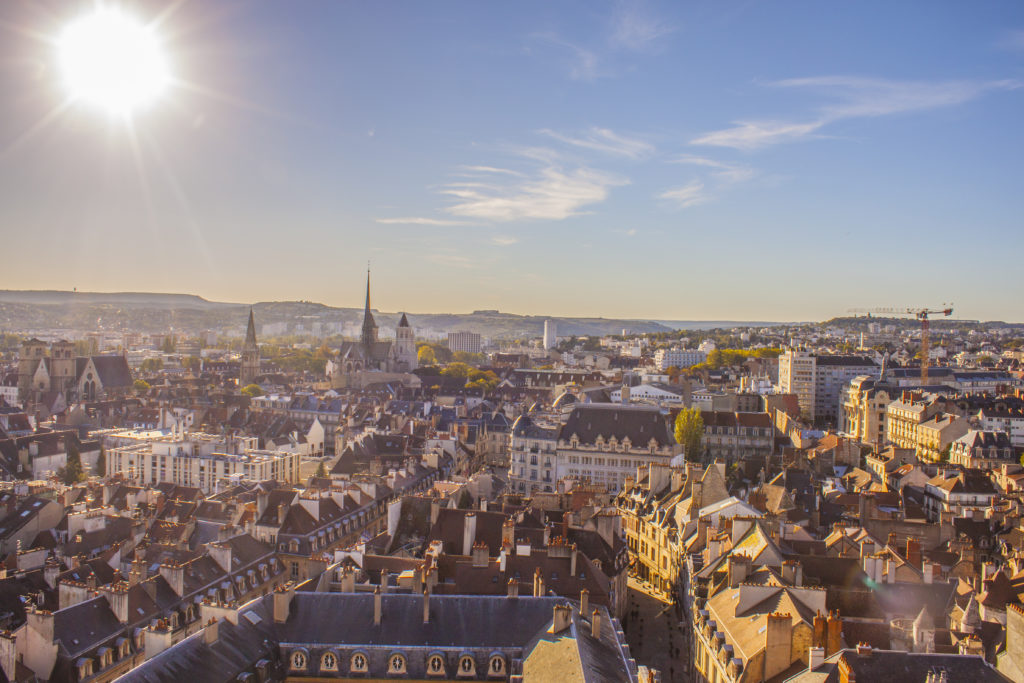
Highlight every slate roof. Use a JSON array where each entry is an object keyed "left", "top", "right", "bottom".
[{"left": 559, "top": 404, "right": 672, "bottom": 447}]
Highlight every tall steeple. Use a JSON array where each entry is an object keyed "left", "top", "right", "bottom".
[
  {"left": 245, "top": 308, "right": 257, "bottom": 346},
  {"left": 240, "top": 307, "right": 260, "bottom": 386},
  {"left": 361, "top": 268, "right": 378, "bottom": 348}
]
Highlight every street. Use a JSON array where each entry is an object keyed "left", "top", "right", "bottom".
[{"left": 622, "top": 576, "right": 690, "bottom": 683}]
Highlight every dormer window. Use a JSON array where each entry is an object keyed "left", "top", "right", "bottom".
[
  {"left": 290, "top": 650, "right": 308, "bottom": 671},
  {"left": 457, "top": 655, "right": 476, "bottom": 677},
  {"left": 350, "top": 652, "right": 369, "bottom": 674},
  {"left": 388, "top": 653, "right": 407, "bottom": 675},
  {"left": 488, "top": 655, "right": 506, "bottom": 678},
  {"left": 427, "top": 654, "right": 446, "bottom": 677},
  {"left": 320, "top": 651, "right": 338, "bottom": 672}
]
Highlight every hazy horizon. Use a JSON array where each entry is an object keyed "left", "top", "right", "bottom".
[{"left": 2, "top": 2, "right": 1022, "bottom": 321}]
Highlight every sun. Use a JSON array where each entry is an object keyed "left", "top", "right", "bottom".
[{"left": 58, "top": 8, "right": 170, "bottom": 116}]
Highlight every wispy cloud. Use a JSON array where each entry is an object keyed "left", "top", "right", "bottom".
[
  {"left": 609, "top": 0, "right": 676, "bottom": 51},
  {"left": 375, "top": 216, "right": 475, "bottom": 226},
  {"left": 540, "top": 127, "right": 655, "bottom": 159},
  {"left": 692, "top": 76, "right": 1022, "bottom": 150},
  {"left": 672, "top": 155, "right": 755, "bottom": 183},
  {"left": 659, "top": 180, "right": 709, "bottom": 208},
  {"left": 442, "top": 156, "right": 628, "bottom": 222},
  {"left": 529, "top": 32, "right": 602, "bottom": 81},
  {"left": 492, "top": 235, "right": 519, "bottom": 246}
]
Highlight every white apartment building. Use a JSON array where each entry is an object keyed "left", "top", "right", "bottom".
[
  {"left": 447, "top": 331, "right": 482, "bottom": 354},
  {"left": 508, "top": 404, "right": 679, "bottom": 494},
  {"left": 653, "top": 348, "right": 706, "bottom": 371},
  {"left": 778, "top": 350, "right": 879, "bottom": 424},
  {"left": 106, "top": 429, "right": 301, "bottom": 491}
]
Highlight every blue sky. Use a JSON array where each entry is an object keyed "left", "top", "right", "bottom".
[{"left": 1, "top": 1, "right": 1022, "bottom": 322}]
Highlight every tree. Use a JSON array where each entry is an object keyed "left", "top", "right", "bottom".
[
  {"left": 674, "top": 407, "right": 705, "bottom": 463},
  {"left": 418, "top": 345, "right": 437, "bottom": 365},
  {"left": 61, "top": 442, "right": 85, "bottom": 484},
  {"left": 457, "top": 488, "right": 473, "bottom": 509},
  {"left": 182, "top": 356, "right": 201, "bottom": 372},
  {"left": 95, "top": 447, "right": 106, "bottom": 478},
  {"left": 315, "top": 461, "right": 328, "bottom": 478},
  {"left": 133, "top": 379, "right": 151, "bottom": 393},
  {"left": 441, "top": 362, "right": 472, "bottom": 380},
  {"left": 161, "top": 335, "right": 176, "bottom": 353},
  {"left": 452, "top": 351, "right": 484, "bottom": 365},
  {"left": 241, "top": 383, "right": 263, "bottom": 398},
  {"left": 140, "top": 358, "right": 163, "bottom": 373}
]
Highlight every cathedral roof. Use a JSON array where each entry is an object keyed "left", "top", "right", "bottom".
[
  {"left": 245, "top": 308, "right": 257, "bottom": 346},
  {"left": 398, "top": 313, "right": 410, "bottom": 328}
]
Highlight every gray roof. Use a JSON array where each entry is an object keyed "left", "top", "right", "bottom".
[{"left": 559, "top": 404, "right": 672, "bottom": 447}]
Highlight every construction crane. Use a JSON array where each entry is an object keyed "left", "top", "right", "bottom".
[{"left": 847, "top": 305, "right": 953, "bottom": 384}]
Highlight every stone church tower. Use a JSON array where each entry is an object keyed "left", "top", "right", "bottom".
[
  {"left": 361, "top": 269, "right": 379, "bottom": 354},
  {"left": 394, "top": 313, "right": 417, "bottom": 371},
  {"left": 240, "top": 308, "right": 260, "bottom": 386}
]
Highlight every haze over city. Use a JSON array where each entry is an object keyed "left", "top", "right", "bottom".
[{"left": 2, "top": 1, "right": 1023, "bottom": 321}]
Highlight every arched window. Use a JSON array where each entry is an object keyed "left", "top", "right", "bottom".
[
  {"left": 350, "top": 652, "right": 369, "bottom": 673},
  {"left": 458, "top": 655, "right": 476, "bottom": 677},
  {"left": 320, "top": 651, "right": 338, "bottom": 672},
  {"left": 290, "top": 650, "right": 307, "bottom": 670},
  {"left": 488, "top": 655, "right": 506, "bottom": 677},
  {"left": 388, "top": 653, "right": 406, "bottom": 675},
  {"left": 427, "top": 653, "right": 446, "bottom": 676}
]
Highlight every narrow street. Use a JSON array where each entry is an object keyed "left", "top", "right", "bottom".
[{"left": 622, "top": 577, "right": 690, "bottom": 683}]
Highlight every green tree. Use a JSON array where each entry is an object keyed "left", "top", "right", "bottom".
[
  {"left": 161, "top": 335, "right": 176, "bottom": 353},
  {"left": 61, "top": 442, "right": 85, "bottom": 484},
  {"left": 457, "top": 488, "right": 473, "bottom": 509},
  {"left": 182, "top": 356, "right": 201, "bottom": 372},
  {"left": 133, "top": 379, "right": 151, "bottom": 393},
  {"left": 452, "top": 350, "right": 484, "bottom": 365},
  {"left": 315, "top": 461, "right": 328, "bottom": 478},
  {"left": 140, "top": 358, "right": 163, "bottom": 373},
  {"left": 95, "top": 447, "right": 106, "bottom": 478},
  {"left": 241, "top": 383, "right": 264, "bottom": 397},
  {"left": 674, "top": 407, "right": 705, "bottom": 463},
  {"left": 418, "top": 345, "right": 437, "bottom": 365}
]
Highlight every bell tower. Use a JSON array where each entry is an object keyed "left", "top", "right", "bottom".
[{"left": 240, "top": 308, "right": 260, "bottom": 386}]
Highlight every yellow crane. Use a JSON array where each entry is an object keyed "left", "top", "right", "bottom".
[{"left": 847, "top": 305, "right": 953, "bottom": 384}]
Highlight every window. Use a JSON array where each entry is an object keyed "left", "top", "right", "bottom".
[
  {"left": 389, "top": 653, "right": 407, "bottom": 674},
  {"left": 321, "top": 651, "right": 338, "bottom": 671},
  {"left": 350, "top": 652, "right": 369, "bottom": 673},
  {"left": 458, "top": 655, "right": 476, "bottom": 677},
  {"left": 290, "top": 651, "right": 307, "bottom": 670},
  {"left": 488, "top": 655, "right": 506, "bottom": 677},
  {"left": 427, "top": 654, "right": 446, "bottom": 676}
]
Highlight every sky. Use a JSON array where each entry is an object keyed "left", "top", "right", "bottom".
[{"left": 1, "top": 1, "right": 1023, "bottom": 322}]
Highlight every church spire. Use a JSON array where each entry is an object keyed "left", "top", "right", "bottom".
[
  {"left": 245, "top": 308, "right": 257, "bottom": 346},
  {"left": 361, "top": 267, "right": 378, "bottom": 347}
]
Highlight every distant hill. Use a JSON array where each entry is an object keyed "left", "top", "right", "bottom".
[{"left": 0, "top": 289, "right": 786, "bottom": 339}]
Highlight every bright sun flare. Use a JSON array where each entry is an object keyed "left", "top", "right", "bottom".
[{"left": 58, "top": 9, "right": 169, "bottom": 115}]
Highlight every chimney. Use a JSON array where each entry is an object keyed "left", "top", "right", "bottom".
[
  {"left": 43, "top": 559, "right": 59, "bottom": 589},
  {"left": 422, "top": 589, "right": 431, "bottom": 624},
  {"left": 782, "top": 560, "right": 803, "bottom": 587},
  {"left": 256, "top": 492, "right": 268, "bottom": 518},
  {"left": 472, "top": 541, "right": 489, "bottom": 568},
  {"left": 159, "top": 563, "right": 185, "bottom": 597},
  {"left": 462, "top": 513, "right": 477, "bottom": 556},
  {"left": 690, "top": 481, "right": 703, "bottom": 520},
  {"left": 373, "top": 586, "right": 382, "bottom": 625},
  {"left": 826, "top": 611, "right": 842, "bottom": 656},
  {"left": 430, "top": 500, "right": 440, "bottom": 526},
  {"left": 570, "top": 546, "right": 578, "bottom": 578},
  {"left": 813, "top": 612, "right": 826, "bottom": 648},
  {"left": 728, "top": 554, "right": 750, "bottom": 588},
  {"left": 859, "top": 539, "right": 874, "bottom": 559},
  {"left": 204, "top": 617, "right": 219, "bottom": 644},
  {"left": 764, "top": 613, "right": 794, "bottom": 680},
  {"left": 340, "top": 566, "right": 356, "bottom": 593},
  {"left": 533, "top": 567, "right": 545, "bottom": 597},
  {"left": 209, "top": 543, "right": 232, "bottom": 573},
  {"left": 100, "top": 583, "right": 130, "bottom": 623},
  {"left": 0, "top": 633, "right": 13, "bottom": 683},
  {"left": 502, "top": 518, "right": 515, "bottom": 548},
  {"left": 273, "top": 585, "right": 295, "bottom": 623},
  {"left": 808, "top": 646, "right": 825, "bottom": 671},
  {"left": 277, "top": 503, "right": 287, "bottom": 525},
  {"left": 552, "top": 604, "right": 572, "bottom": 633},
  {"left": 923, "top": 561, "right": 934, "bottom": 584},
  {"left": 507, "top": 578, "right": 518, "bottom": 598},
  {"left": 591, "top": 608, "right": 602, "bottom": 639},
  {"left": 905, "top": 538, "right": 921, "bottom": 569}
]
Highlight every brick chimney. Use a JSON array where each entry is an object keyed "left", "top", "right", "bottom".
[
  {"left": 501, "top": 518, "right": 515, "bottom": 548},
  {"left": 204, "top": 617, "right": 219, "bottom": 644},
  {"left": 826, "top": 610, "right": 842, "bottom": 656},
  {"left": 579, "top": 589, "right": 589, "bottom": 616},
  {"left": 591, "top": 608, "right": 602, "bottom": 639},
  {"left": 552, "top": 604, "right": 571, "bottom": 633},
  {"left": 159, "top": 563, "right": 185, "bottom": 596},
  {"left": 507, "top": 578, "right": 518, "bottom": 598},
  {"left": 533, "top": 567, "right": 545, "bottom": 597},
  {"left": 471, "top": 541, "right": 489, "bottom": 568},
  {"left": 100, "top": 583, "right": 130, "bottom": 623}
]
